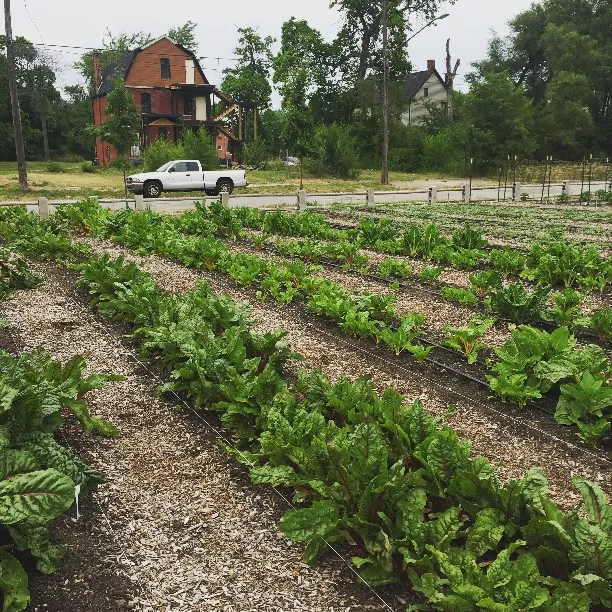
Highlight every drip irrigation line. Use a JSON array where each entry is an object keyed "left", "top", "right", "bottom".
[
  {"left": 62, "top": 293, "right": 399, "bottom": 612},
  {"left": 294, "top": 314, "right": 612, "bottom": 469},
  {"left": 235, "top": 236, "right": 608, "bottom": 350}
]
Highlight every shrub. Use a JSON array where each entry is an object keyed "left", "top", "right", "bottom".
[
  {"left": 441, "top": 287, "right": 479, "bottom": 307},
  {"left": 46, "top": 161, "right": 66, "bottom": 173},
  {"left": 182, "top": 128, "right": 218, "bottom": 170},
  {"left": 243, "top": 139, "right": 270, "bottom": 169},
  {"left": 81, "top": 162, "right": 97, "bottom": 173},
  {"left": 388, "top": 128, "right": 425, "bottom": 172},
  {"left": 311, "top": 124, "right": 360, "bottom": 179},
  {"left": 143, "top": 139, "right": 184, "bottom": 172}
]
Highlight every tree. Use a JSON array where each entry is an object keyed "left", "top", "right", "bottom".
[
  {"left": 75, "top": 29, "right": 152, "bottom": 93},
  {"left": 474, "top": 0, "right": 612, "bottom": 156},
  {"left": 167, "top": 21, "right": 198, "bottom": 53},
  {"left": 222, "top": 27, "right": 275, "bottom": 110},
  {"left": 461, "top": 71, "right": 535, "bottom": 168},
  {"left": 331, "top": 0, "right": 455, "bottom": 84}
]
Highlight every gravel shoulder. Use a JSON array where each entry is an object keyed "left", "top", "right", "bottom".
[
  {"left": 81, "top": 237, "right": 612, "bottom": 512},
  {"left": 4, "top": 261, "right": 404, "bottom": 612}
]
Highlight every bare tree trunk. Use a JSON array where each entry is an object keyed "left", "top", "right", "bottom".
[
  {"left": 4, "top": 0, "right": 28, "bottom": 189},
  {"left": 445, "top": 38, "right": 460, "bottom": 121}
]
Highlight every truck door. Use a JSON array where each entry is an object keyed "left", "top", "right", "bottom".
[
  {"left": 185, "top": 161, "right": 202, "bottom": 188},
  {"left": 166, "top": 161, "right": 192, "bottom": 189}
]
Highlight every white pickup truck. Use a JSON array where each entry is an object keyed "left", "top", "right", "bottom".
[{"left": 126, "top": 160, "right": 248, "bottom": 198}]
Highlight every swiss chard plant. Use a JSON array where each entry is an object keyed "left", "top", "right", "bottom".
[
  {"left": 488, "top": 283, "right": 550, "bottom": 324},
  {"left": 442, "top": 317, "right": 496, "bottom": 364}
]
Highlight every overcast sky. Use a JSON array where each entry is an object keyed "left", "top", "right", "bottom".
[{"left": 7, "top": 0, "right": 536, "bottom": 99}]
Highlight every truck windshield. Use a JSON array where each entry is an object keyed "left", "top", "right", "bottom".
[{"left": 156, "top": 162, "right": 174, "bottom": 172}]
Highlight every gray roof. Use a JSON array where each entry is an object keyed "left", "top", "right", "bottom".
[
  {"left": 96, "top": 52, "right": 136, "bottom": 96},
  {"left": 403, "top": 69, "right": 447, "bottom": 100}
]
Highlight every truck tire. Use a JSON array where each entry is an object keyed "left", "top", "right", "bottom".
[
  {"left": 144, "top": 181, "right": 162, "bottom": 198},
  {"left": 216, "top": 179, "right": 234, "bottom": 195}
]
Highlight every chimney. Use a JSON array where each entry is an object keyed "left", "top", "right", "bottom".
[
  {"left": 427, "top": 59, "right": 436, "bottom": 73},
  {"left": 93, "top": 51, "right": 102, "bottom": 93}
]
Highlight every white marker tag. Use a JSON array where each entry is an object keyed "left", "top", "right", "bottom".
[{"left": 75, "top": 484, "right": 81, "bottom": 520}]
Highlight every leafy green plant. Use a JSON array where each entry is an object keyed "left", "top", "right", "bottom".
[
  {"left": 418, "top": 265, "right": 444, "bottom": 284},
  {"left": 0, "top": 248, "right": 41, "bottom": 298},
  {"left": 541, "top": 288, "right": 583, "bottom": 327},
  {"left": 488, "top": 284, "right": 549, "bottom": 324},
  {"left": 489, "top": 247, "right": 526, "bottom": 277},
  {"left": 469, "top": 270, "right": 503, "bottom": 298},
  {"left": 590, "top": 307, "right": 612, "bottom": 342},
  {"left": 452, "top": 224, "right": 487, "bottom": 250},
  {"left": 376, "top": 258, "right": 413, "bottom": 279},
  {"left": 441, "top": 287, "right": 479, "bottom": 308},
  {"left": 377, "top": 313, "right": 426, "bottom": 356},
  {"left": 443, "top": 317, "right": 496, "bottom": 364},
  {"left": 555, "top": 372, "right": 612, "bottom": 445}
]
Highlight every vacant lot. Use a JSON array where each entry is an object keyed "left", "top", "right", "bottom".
[{"left": 0, "top": 161, "right": 485, "bottom": 201}]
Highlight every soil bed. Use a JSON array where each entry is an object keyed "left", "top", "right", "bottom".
[
  {"left": 81, "top": 237, "right": 612, "bottom": 512},
  {"left": 5, "top": 262, "right": 405, "bottom": 611}
]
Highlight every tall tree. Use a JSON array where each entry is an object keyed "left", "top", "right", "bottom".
[
  {"left": 222, "top": 27, "right": 275, "bottom": 109},
  {"left": 474, "top": 0, "right": 612, "bottom": 156},
  {"left": 331, "top": 0, "right": 455, "bottom": 84},
  {"left": 167, "top": 21, "right": 198, "bottom": 53}
]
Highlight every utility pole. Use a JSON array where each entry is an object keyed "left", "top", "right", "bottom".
[
  {"left": 4, "top": 0, "right": 28, "bottom": 189},
  {"left": 380, "top": 11, "right": 450, "bottom": 186},
  {"left": 380, "top": 0, "right": 390, "bottom": 185}
]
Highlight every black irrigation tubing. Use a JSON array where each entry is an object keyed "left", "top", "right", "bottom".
[
  {"left": 288, "top": 310, "right": 612, "bottom": 469},
  {"left": 235, "top": 237, "right": 610, "bottom": 351},
  {"left": 63, "top": 280, "right": 400, "bottom": 612}
]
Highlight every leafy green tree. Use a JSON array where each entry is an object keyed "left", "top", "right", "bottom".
[
  {"left": 167, "top": 21, "right": 198, "bottom": 52},
  {"left": 182, "top": 128, "right": 218, "bottom": 170},
  {"left": 461, "top": 71, "right": 535, "bottom": 168},
  {"left": 222, "top": 27, "right": 275, "bottom": 110},
  {"left": 92, "top": 78, "right": 140, "bottom": 158},
  {"left": 75, "top": 29, "right": 153, "bottom": 93}
]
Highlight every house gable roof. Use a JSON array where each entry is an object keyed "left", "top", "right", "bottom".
[
  {"left": 403, "top": 69, "right": 447, "bottom": 100},
  {"left": 94, "top": 37, "right": 209, "bottom": 97}
]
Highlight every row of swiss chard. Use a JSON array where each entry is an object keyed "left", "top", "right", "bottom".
[
  {"left": 178, "top": 203, "right": 611, "bottom": 291},
  {"left": 4, "top": 203, "right": 612, "bottom": 610},
  {"left": 0, "top": 239, "right": 119, "bottom": 610},
  {"left": 87, "top": 206, "right": 612, "bottom": 448},
  {"left": 173, "top": 204, "right": 612, "bottom": 342}
]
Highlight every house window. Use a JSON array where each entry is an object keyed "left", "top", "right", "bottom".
[
  {"left": 184, "top": 96, "right": 194, "bottom": 115},
  {"left": 160, "top": 58, "right": 171, "bottom": 79},
  {"left": 141, "top": 93, "right": 151, "bottom": 114},
  {"left": 157, "top": 127, "right": 168, "bottom": 141},
  {"left": 423, "top": 87, "right": 429, "bottom": 98},
  {"left": 217, "top": 145, "right": 223, "bottom": 150},
  {"left": 441, "top": 101, "right": 448, "bottom": 114}
]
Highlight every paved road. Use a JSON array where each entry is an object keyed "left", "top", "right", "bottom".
[{"left": 20, "top": 179, "right": 611, "bottom": 215}]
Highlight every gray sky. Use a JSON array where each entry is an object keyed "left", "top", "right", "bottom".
[{"left": 8, "top": 0, "right": 536, "bottom": 98}]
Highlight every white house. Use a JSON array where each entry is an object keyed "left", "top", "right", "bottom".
[{"left": 401, "top": 60, "right": 449, "bottom": 126}]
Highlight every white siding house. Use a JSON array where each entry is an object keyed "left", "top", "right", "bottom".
[{"left": 401, "top": 60, "right": 449, "bottom": 126}]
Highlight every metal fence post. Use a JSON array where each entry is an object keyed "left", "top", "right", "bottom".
[
  {"left": 38, "top": 197, "right": 49, "bottom": 218},
  {"left": 428, "top": 186, "right": 437, "bottom": 205},
  {"left": 298, "top": 190, "right": 307, "bottom": 212}
]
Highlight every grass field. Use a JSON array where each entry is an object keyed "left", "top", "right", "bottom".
[{"left": 0, "top": 161, "right": 482, "bottom": 201}]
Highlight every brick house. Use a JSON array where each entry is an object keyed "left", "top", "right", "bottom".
[{"left": 92, "top": 37, "right": 247, "bottom": 166}]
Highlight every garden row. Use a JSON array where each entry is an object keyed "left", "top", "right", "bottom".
[
  {"left": 0, "top": 245, "right": 117, "bottom": 610},
  {"left": 60, "top": 201, "right": 612, "bottom": 448},
  {"left": 7, "top": 202, "right": 612, "bottom": 610}
]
